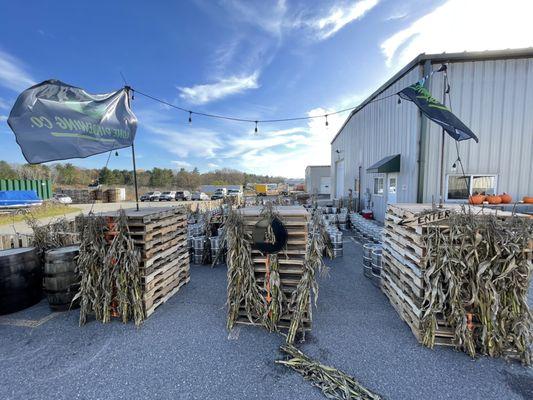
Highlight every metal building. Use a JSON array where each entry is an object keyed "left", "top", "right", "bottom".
[
  {"left": 331, "top": 48, "right": 533, "bottom": 222},
  {"left": 305, "top": 165, "right": 331, "bottom": 196}
]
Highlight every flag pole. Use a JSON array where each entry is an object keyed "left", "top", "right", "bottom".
[
  {"left": 131, "top": 142, "right": 140, "bottom": 211},
  {"left": 125, "top": 85, "right": 140, "bottom": 211},
  {"left": 438, "top": 68, "right": 448, "bottom": 206}
]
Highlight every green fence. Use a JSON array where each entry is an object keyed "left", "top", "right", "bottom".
[{"left": 0, "top": 179, "right": 53, "bottom": 200}]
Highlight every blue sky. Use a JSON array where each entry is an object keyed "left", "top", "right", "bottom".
[{"left": 1, "top": 0, "right": 531, "bottom": 177}]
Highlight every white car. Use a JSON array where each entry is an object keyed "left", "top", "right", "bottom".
[
  {"left": 140, "top": 191, "right": 161, "bottom": 202},
  {"left": 53, "top": 194, "right": 73, "bottom": 204},
  {"left": 191, "top": 192, "right": 209, "bottom": 201},
  {"left": 159, "top": 191, "right": 176, "bottom": 201}
]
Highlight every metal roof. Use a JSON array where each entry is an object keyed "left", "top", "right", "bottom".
[{"left": 331, "top": 47, "right": 533, "bottom": 144}]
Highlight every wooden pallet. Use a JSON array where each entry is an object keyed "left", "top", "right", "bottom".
[
  {"left": 236, "top": 205, "right": 311, "bottom": 333},
  {"left": 381, "top": 203, "right": 531, "bottom": 349}
]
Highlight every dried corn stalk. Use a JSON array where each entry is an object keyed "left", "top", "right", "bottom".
[
  {"left": 26, "top": 215, "right": 78, "bottom": 256},
  {"left": 225, "top": 209, "right": 267, "bottom": 330},
  {"left": 75, "top": 210, "right": 144, "bottom": 326},
  {"left": 286, "top": 212, "right": 329, "bottom": 344},
  {"left": 421, "top": 208, "right": 533, "bottom": 364},
  {"left": 277, "top": 344, "right": 381, "bottom": 400}
]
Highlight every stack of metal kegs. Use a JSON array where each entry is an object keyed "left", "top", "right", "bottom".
[
  {"left": 337, "top": 208, "right": 348, "bottom": 231},
  {"left": 192, "top": 236, "right": 205, "bottom": 265},
  {"left": 210, "top": 227, "right": 225, "bottom": 265},
  {"left": 350, "top": 213, "right": 384, "bottom": 286},
  {"left": 313, "top": 206, "right": 343, "bottom": 258}
]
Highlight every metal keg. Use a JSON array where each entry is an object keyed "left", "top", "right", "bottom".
[
  {"left": 192, "top": 236, "right": 205, "bottom": 252},
  {"left": 362, "top": 243, "right": 375, "bottom": 278},
  {"left": 210, "top": 236, "right": 223, "bottom": 264},
  {"left": 193, "top": 254, "right": 203, "bottom": 265},
  {"left": 371, "top": 246, "right": 383, "bottom": 286},
  {"left": 329, "top": 230, "right": 343, "bottom": 258}
]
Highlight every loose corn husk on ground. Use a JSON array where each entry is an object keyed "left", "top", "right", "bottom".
[
  {"left": 75, "top": 210, "right": 144, "bottom": 326},
  {"left": 277, "top": 344, "right": 381, "bottom": 400},
  {"left": 421, "top": 208, "right": 533, "bottom": 364}
]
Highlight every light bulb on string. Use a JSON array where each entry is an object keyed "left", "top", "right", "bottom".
[
  {"left": 115, "top": 151, "right": 119, "bottom": 157},
  {"left": 325, "top": 114, "right": 329, "bottom": 127},
  {"left": 188, "top": 111, "right": 192, "bottom": 124},
  {"left": 254, "top": 121, "right": 258, "bottom": 133}
]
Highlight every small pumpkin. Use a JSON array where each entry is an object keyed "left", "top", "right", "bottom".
[
  {"left": 523, "top": 196, "right": 533, "bottom": 204},
  {"left": 469, "top": 194, "right": 485, "bottom": 205},
  {"left": 486, "top": 195, "right": 502, "bottom": 204},
  {"left": 500, "top": 193, "right": 512, "bottom": 204}
]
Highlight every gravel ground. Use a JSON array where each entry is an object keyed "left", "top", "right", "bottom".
[{"left": 0, "top": 238, "right": 532, "bottom": 400}]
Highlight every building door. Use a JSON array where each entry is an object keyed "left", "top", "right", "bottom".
[
  {"left": 319, "top": 176, "right": 330, "bottom": 195},
  {"left": 387, "top": 174, "right": 398, "bottom": 204},
  {"left": 335, "top": 160, "right": 344, "bottom": 198}
]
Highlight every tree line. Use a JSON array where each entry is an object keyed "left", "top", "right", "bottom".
[{"left": 0, "top": 161, "right": 285, "bottom": 190}]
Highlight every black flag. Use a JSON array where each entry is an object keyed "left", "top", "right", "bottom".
[
  {"left": 398, "top": 80, "right": 478, "bottom": 142},
  {"left": 8, "top": 80, "right": 137, "bottom": 164}
]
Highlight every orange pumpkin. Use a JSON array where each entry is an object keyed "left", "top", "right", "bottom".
[
  {"left": 469, "top": 194, "right": 485, "bottom": 205},
  {"left": 500, "top": 193, "right": 512, "bottom": 204},
  {"left": 523, "top": 196, "right": 533, "bottom": 204},
  {"left": 486, "top": 195, "right": 502, "bottom": 204}
]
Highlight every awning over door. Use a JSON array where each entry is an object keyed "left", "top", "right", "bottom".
[{"left": 366, "top": 154, "right": 400, "bottom": 173}]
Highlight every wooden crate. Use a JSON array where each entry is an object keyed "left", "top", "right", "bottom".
[
  {"left": 236, "top": 206, "right": 311, "bottom": 332},
  {"left": 98, "top": 207, "right": 190, "bottom": 317},
  {"left": 381, "top": 203, "right": 530, "bottom": 347}
]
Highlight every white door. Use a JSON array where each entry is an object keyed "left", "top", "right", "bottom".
[
  {"left": 335, "top": 160, "right": 344, "bottom": 198},
  {"left": 319, "top": 177, "right": 330, "bottom": 195},
  {"left": 387, "top": 174, "right": 398, "bottom": 204}
]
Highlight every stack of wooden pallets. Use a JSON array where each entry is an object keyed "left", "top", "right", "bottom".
[
  {"left": 238, "top": 206, "right": 311, "bottom": 332},
  {"left": 100, "top": 207, "right": 189, "bottom": 317},
  {"left": 381, "top": 203, "right": 530, "bottom": 346}
]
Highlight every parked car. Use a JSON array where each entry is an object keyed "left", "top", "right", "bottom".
[
  {"left": 53, "top": 193, "right": 72, "bottom": 204},
  {"left": 211, "top": 188, "right": 227, "bottom": 200},
  {"left": 191, "top": 192, "right": 209, "bottom": 201},
  {"left": 159, "top": 191, "right": 176, "bottom": 201},
  {"left": 175, "top": 190, "right": 192, "bottom": 201},
  {"left": 140, "top": 191, "right": 161, "bottom": 202},
  {"left": 227, "top": 188, "right": 243, "bottom": 198}
]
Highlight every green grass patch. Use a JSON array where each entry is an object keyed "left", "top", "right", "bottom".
[{"left": 0, "top": 203, "right": 82, "bottom": 226}]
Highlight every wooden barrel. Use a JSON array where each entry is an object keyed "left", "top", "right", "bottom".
[
  {"left": 0, "top": 247, "right": 42, "bottom": 315},
  {"left": 44, "top": 245, "right": 80, "bottom": 311}
]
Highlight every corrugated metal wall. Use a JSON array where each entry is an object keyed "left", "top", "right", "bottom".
[
  {"left": 0, "top": 179, "right": 53, "bottom": 199},
  {"left": 331, "top": 66, "right": 421, "bottom": 221},
  {"left": 424, "top": 58, "right": 533, "bottom": 201}
]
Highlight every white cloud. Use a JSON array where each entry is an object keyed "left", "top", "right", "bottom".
[
  {"left": 178, "top": 72, "right": 260, "bottom": 105},
  {"left": 171, "top": 160, "right": 192, "bottom": 169},
  {"left": 312, "top": 0, "right": 379, "bottom": 40},
  {"left": 0, "top": 115, "right": 7, "bottom": 122},
  {"left": 207, "top": 163, "right": 219, "bottom": 169},
  {"left": 0, "top": 49, "right": 36, "bottom": 92},
  {"left": 381, "top": 0, "right": 533, "bottom": 68},
  {"left": 0, "top": 97, "right": 10, "bottom": 110}
]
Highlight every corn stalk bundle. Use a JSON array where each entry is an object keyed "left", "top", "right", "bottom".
[
  {"left": 225, "top": 209, "right": 268, "bottom": 331},
  {"left": 26, "top": 215, "right": 78, "bottom": 257},
  {"left": 286, "top": 213, "right": 330, "bottom": 344},
  {"left": 75, "top": 210, "right": 144, "bottom": 326},
  {"left": 421, "top": 209, "right": 533, "bottom": 364},
  {"left": 277, "top": 344, "right": 381, "bottom": 400},
  {"left": 259, "top": 203, "right": 286, "bottom": 330}
]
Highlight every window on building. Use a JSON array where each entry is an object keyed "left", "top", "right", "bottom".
[
  {"left": 446, "top": 174, "right": 497, "bottom": 200},
  {"left": 373, "top": 177, "right": 384, "bottom": 195}
]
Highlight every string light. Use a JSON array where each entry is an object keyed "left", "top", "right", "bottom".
[
  {"left": 188, "top": 111, "right": 192, "bottom": 124},
  {"left": 254, "top": 121, "right": 258, "bottom": 133},
  {"left": 325, "top": 114, "right": 329, "bottom": 127},
  {"left": 115, "top": 151, "right": 119, "bottom": 157}
]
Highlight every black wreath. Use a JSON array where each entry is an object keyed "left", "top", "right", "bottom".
[{"left": 251, "top": 217, "right": 288, "bottom": 254}]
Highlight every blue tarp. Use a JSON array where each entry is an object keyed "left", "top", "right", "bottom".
[{"left": 0, "top": 190, "right": 43, "bottom": 207}]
